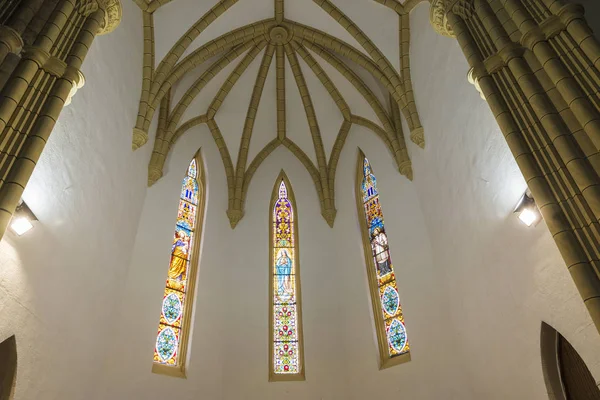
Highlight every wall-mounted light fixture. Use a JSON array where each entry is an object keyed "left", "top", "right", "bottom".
[
  {"left": 514, "top": 191, "right": 541, "bottom": 227},
  {"left": 10, "top": 200, "right": 37, "bottom": 236}
]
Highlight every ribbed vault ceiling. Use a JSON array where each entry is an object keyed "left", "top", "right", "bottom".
[{"left": 130, "top": 0, "right": 426, "bottom": 227}]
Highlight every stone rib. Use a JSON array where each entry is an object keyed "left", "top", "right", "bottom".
[
  {"left": 166, "top": 41, "right": 258, "bottom": 142},
  {"left": 327, "top": 120, "right": 352, "bottom": 206},
  {"left": 284, "top": 43, "right": 328, "bottom": 186},
  {"left": 276, "top": 45, "right": 286, "bottom": 140},
  {"left": 299, "top": 40, "right": 396, "bottom": 141},
  {"left": 152, "top": 0, "right": 239, "bottom": 92},
  {"left": 207, "top": 42, "right": 268, "bottom": 119},
  {"left": 292, "top": 41, "right": 351, "bottom": 120},
  {"left": 233, "top": 44, "right": 276, "bottom": 206}
]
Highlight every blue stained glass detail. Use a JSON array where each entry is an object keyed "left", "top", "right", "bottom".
[
  {"left": 156, "top": 327, "right": 178, "bottom": 362},
  {"left": 382, "top": 286, "right": 399, "bottom": 316},
  {"left": 387, "top": 319, "right": 407, "bottom": 353},
  {"left": 362, "top": 158, "right": 378, "bottom": 202},
  {"left": 162, "top": 293, "right": 182, "bottom": 324},
  {"left": 181, "top": 176, "right": 199, "bottom": 205},
  {"left": 155, "top": 157, "right": 201, "bottom": 366}
]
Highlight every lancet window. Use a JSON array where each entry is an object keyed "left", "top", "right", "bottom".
[
  {"left": 356, "top": 153, "right": 410, "bottom": 368},
  {"left": 153, "top": 155, "right": 205, "bottom": 377},
  {"left": 270, "top": 173, "right": 305, "bottom": 380}
]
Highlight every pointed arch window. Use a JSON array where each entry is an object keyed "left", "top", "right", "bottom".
[
  {"left": 356, "top": 151, "right": 410, "bottom": 369},
  {"left": 269, "top": 172, "right": 305, "bottom": 381},
  {"left": 153, "top": 154, "right": 205, "bottom": 377}
]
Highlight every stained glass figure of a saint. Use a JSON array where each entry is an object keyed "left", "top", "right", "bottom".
[
  {"left": 276, "top": 249, "right": 293, "bottom": 299},
  {"left": 270, "top": 173, "right": 305, "bottom": 381},
  {"left": 357, "top": 153, "right": 410, "bottom": 368},
  {"left": 153, "top": 155, "right": 205, "bottom": 376}
]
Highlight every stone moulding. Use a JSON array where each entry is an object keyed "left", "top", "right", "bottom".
[
  {"left": 65, "top": 70, "right": 86, "bottom": 106},
  {"left": 0, "top": 26, "right": 24, "bottom": 54},
  {"left": 133, "top": 0, "right": 423, "bottom": 228},
  {"left": 466, "top": 67, "right": 485, "bottom": 100}
]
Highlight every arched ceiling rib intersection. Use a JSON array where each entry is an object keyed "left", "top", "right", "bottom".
[{"left": 131, "top": 0, "right": 426, "bottom": 228}]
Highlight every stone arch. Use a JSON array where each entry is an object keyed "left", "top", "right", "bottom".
[
  {"left": 0, "top": 335, "right": 17, "bottom": 400},
  {"left": 540, "top": 322, "right": 600, "bottom": 400}
]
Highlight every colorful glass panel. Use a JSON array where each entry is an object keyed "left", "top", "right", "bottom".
[
  {"left": 154, "top": 159, "right": 201, "bottom": 366},
  {"left": 272, "top": 180, "right": 301, "bottom": 374},
  {"left": 360, "top": 157, "right": 409, "bottom": 357}
]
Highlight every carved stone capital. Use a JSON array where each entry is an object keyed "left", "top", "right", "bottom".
[
  {"left": 0, "top": 26, "right": 24, "bottom": 54},
  {"left": 520, "top": 26, "right": 545, "bottom": 50},
  {"left": 410, "top": 127, "right": 425, "bottom": 148},
  {"left": 539, "top": 16, "right": 564, "bottom": 40},
  {"left": 467, "top": 67, "right": 485, "bottom": 100},
  {"left": 430, "top": 0, "right": 454, "bottom": 38},
  {"left": 44, "top": 56, "right": 67, "bottom": 77},
  {"left": 22, "top": 46, "right": 50, "bottom": 67},
  {"left": 64, "top": 69, "right": 86, "bottom": 106},
  {"left": 78, "top": 0, "right": 99, "bottom": 16},
  {"left": 557, "top": 3, "right": 584, "bottom": 26},
  {"left": 482, "top": 55, "right": 502, "bottom": 75},
  {"left": 132, "top": 127, "right": 149, "bottom": 150},
  {"left": 97, "top": 0, "right": 123, "bottom": 35},
  {"left": 22, "top": 46, "right": 73, "bottom": 77},
  {"left": 497, "top": 42, "right": 525, "bottom": 64}
]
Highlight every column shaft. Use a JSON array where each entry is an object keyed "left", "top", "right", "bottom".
[
  {"left": 0, "top": 1, "right": 115, "bottom": 239},
  {"left": 438, "top": 0, "right": 600, "bottom": 331}
]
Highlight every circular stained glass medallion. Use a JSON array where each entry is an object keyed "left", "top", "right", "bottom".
[
  {"left": 156, "top": 327, "right": 178, "bottom": 362},
  {"left": 162, "top": 293, "right": 182, "bottom": 324},
  {"left": 387, "top": 318, "right": 407, "bottom": 353},
  {"left": 381, "top": 286, "right": 399, "bottom": 316}
]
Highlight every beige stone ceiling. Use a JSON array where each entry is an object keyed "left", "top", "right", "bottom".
[{"left": 130, "top": 0, "right": 426, "bottom": 227}]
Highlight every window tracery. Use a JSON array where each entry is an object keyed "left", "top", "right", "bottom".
[
  {"left": 356, "top": 151, "right": 410, "bottom": 368},
  {"left": 153, "top": 155, "right": 205, "bottom": 377},
  {"left": 270, "top": 172, "right": 305, "bottom": 381}
]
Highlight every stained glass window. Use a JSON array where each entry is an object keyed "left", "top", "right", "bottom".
[
  {"left": 270, "top": 174, "right": 305, "bottom": 381},
  {"left": 153, "top": 156, "right": 204, "bottom": 376},
  {"left": 357, "top": 153, "right": 410, "bottom": 368}
]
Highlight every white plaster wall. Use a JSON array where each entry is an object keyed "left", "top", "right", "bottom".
[
  {"left": 99, "top": 116, "right": 471, "bottom": 399},
  {"left": 101, "top": 125, "right": 346, "bottom": 399},
  {"left": 408, "top": 3, "right": 600, "bottom": 399},
  {"left": 333, "top": 126, "right": 473, "bottom": 400},
  {"left": 1, "top": 1, "right": 599, "bottom": 399},
  {"left": 0, "top": 1, "right": 147, "bottom": 399}
]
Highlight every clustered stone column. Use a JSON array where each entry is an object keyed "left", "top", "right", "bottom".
[
  {"left": 430, "top": 0, "right": 600, "bottom": 332},
  {"left": 0, "top": 0, "right": 122, "bottom": 239}
]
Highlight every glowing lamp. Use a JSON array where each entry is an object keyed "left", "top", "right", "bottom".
[
  {"left": 514, "top": 191, "right": 541, "bottom": 227},
  {"left": 518, "top": 208, "right": 538, "bottom": 227},
  {"left": 9, "top": 200, "right": 37, "bottom": 236},
  {"left": 10, "top": 217, "right": 33, "bottom": 236}
]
